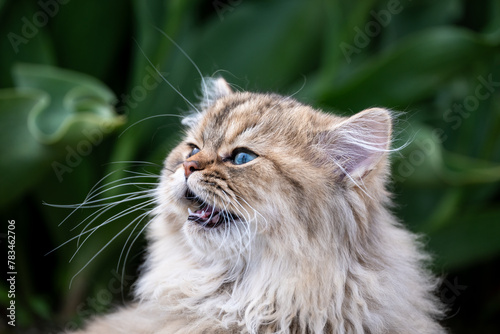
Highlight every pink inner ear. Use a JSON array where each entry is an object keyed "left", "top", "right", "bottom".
[
  {"left": 320, "top": 108, "right": 392, "bottom": 178},
  {"left": 333, "top": 141, "right": 380, "bottom": 177}
]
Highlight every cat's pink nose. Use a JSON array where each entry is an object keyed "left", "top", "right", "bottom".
[{"left": 183, "top": 160, "right": 200, "bottom": 178}]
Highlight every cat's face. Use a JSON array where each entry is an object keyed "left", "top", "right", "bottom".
[{"left": 156, "top": 79, "right": 391, "bottom": 263}]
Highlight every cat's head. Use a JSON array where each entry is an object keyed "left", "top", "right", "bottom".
[{"left": 156, "top": 78, "right": 393, "bottom": 265}]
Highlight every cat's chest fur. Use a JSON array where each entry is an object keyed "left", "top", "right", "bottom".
[{"left": 71, "top": 78, "right": 446, "bottom": 334}]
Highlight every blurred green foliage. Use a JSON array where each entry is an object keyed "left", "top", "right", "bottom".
[{"left": 0, "top": 0, "right": 499, "bottom": 333}]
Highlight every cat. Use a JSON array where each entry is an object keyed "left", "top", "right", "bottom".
[{"left": 69, "top": 77, "right": 446, "bottom": 333}]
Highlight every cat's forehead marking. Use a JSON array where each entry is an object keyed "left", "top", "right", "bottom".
[
  {"left": 197, "top": 94, "right": 252, "bottom": 149},
  {"left": 222, "top": 97, "right": 279, "bottom": 145},
  {"left": 192, "top": 93, "right": 344, "bottom": 158},
  {"left": 199, "top": 93, "right": 281, "bottom": 150}
]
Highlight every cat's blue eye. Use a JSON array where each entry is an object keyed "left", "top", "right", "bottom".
[
  {"left": 233, "top": 151, "right": 257, "bottom": 165},
  {"left": 188, "top": 146, "right": 200, "bottom": 158}
]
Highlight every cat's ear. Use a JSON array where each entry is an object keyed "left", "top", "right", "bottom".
[
  {"left": 182, "top": 77, "right": 232, "bottom": 127},
  {"left": 201, "top": 77, "right": 233, "bottom": 106},
  {"left": 318, "top": 107, "right": 392, "bottom": 181}
]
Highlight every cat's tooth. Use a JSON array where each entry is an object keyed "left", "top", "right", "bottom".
[{"left": 188, "top": 208, "right": 193, "bottom": 215}]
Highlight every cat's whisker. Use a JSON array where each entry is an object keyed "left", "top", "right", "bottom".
[
  {"left": 119, "top": 211, "right": 158, "bottom": 302},
  {"left": 62, "top": 189, "right": 155, "bottom": 212},
  {"left": 44, "top": 169, "right": 124, "bottom": 225},
  {"left": 117, "top": 208, "right": 157, "bottom": 282},
  {"left": 84, "top": 168, "right": 157, "bottom": 190},
  {"left": 71, "top": 197, "right": 139, "bottom": 247},
  {"left": 218, "top": 195, "right": 234, "bottom": 250},
  {"left": 133, "top": 39, "right": 200, "bottom": 114},
  {"left": 71, "top": 195, "right": 155, "bottom": 246},
  {"left": 48, "top": 175, "right": 157, "bottom": 210},
  {"left": 234, "top": 194, "right": 267, "bottom": 232},
  {"left": 119, "top": 114, "right": 185, "bottom": 138},
  {"left": 234, "top": 222, "right": 247, "bottom": 262},
  {"left": 219, "top": 191, "right": 240, "bottom": 225},
  {"left": 210, "top": 69, "right": 244, "bottom": 93},
  {"left": 71, "top": 199, "right": 156, "bottom": 262},
  {"left": 153, "top": 27, "right": 209, "bottom": 110},
  {"left": 68, "top": 201, "right": 155, "bottom": 289},
  {"left": 287, "top": 74, "right": 307, "bottom": 99},
  {"left": 213, "top": 190, "right": 249, "bottom": 267},
  {"left": 47, "top": 194, "right": 153, "bottom": 256},
  {"left": 120, "top": 170, "right": 160, "bottom": 178},
  {"left": 64, "top": 173, "right": 156, "bottom": 243},
  {"left": 204, "top": 193, "right": 218, "bottom": 227},
  {"left": 71, "top": 200, "right": 122, "bottom": 234},
  {"left": 83, "top": 179, "right": 158, "bottom": 203},
  {"left": 105, "top": 160, "right": 161, "bottom": 166},
  {"left": 45, "top": 224, "right": 103, "bottom": 256},
  {"left": 224, "top": 194, "right": 255, "bottom": 258},
  {"left": 70, "top": 190, "right": 156, "bottom": 232},
  {"left": 331, "top": 160, "right": 374, "bottom": 200}
]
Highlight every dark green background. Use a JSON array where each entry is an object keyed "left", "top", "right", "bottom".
[{"left": 1, "top": 0, "right": 499, "bottom": 333}]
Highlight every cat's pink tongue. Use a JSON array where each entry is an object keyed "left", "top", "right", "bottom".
[
  {"left": 189, "top": 206, "right": 221, "bottom": 225},
  {"left": 194, "top": 205, "right": 214, "bottom": 218}
]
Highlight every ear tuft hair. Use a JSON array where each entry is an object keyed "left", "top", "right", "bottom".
[
  {"left": 318, "top": 107, "right": 392, "bottom": 181},
  {"left": 200, "top": 77, "right": 233, "bottom": 109},
  {"left": 182, "top": 77, "right": 232, "bottom": 128}
]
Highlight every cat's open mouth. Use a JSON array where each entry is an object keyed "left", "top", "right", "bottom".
[{"left": 185, "top": 189, "right": 239, "bottom": 228}]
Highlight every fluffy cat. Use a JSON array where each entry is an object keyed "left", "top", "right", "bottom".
[{"left": 71, "top": 78, "right": 446, "bottom": 333}]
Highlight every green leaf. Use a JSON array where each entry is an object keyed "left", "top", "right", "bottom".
[
  {"left": 0, "top": 64, "right": 125, "bottom": 207},
  {"left": 12, "top": 63, "right": 124, "bottom": 144},
  {"left": 107, "top": 0, "right": 200, "bottom": 177},
  {"left": 442, "top": 151, "right": 500, "bottom": 185},
  {"left": 0, "top": 0, "right": 56, "bottom": 87},
  {"left": 193, "top": 0, "right": 325, "bottom": 91},
  {"left": 393, "top": 124, "right": 500, "bottom": 186},
  {"left": 49, "top": 0, "right": 132, "bottom": 81},
  {"left": 483, "top": 0, "right": 500, "bottom": 42},
  {"left": 392, "top": 125, "right": 445, "bottom": 186},
  {"left": 310, "top": 27, "right": 498, "bottom": 112},
  {"left": 0, "top": 89, "right": 53, "bottom": 207},
  {"left": 429, "top": 208, "right": 500, "bottom": 270},
  {"left": 0, "top": 0, "right": 6, "bottom": 15},
  {"left": 319, "top": 0, "right": 378, "bottom": 77},
  {"left": 381, "top": 0, "right": 463, "bottom": 46}
]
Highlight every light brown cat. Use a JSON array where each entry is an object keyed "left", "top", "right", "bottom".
[{"left": 71, "top": 78, "right": 446, "bottom": 333}]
